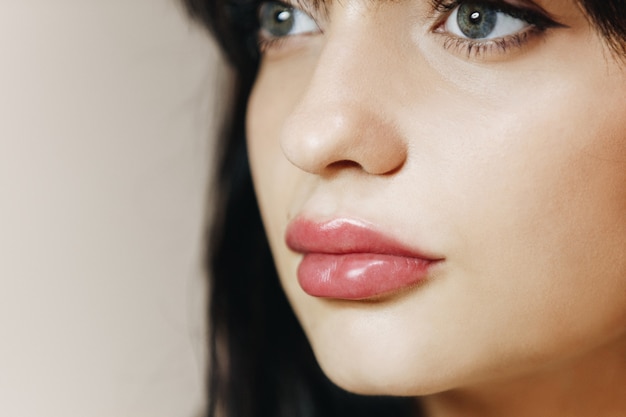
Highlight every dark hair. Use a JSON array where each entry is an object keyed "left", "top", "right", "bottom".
[{"left": 182, "top": 1, "right": 626, "bottom": 416}]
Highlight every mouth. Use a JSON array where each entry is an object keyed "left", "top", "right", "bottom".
[{"left": 285, "top": 217, "right": 444, "bottom": 300}]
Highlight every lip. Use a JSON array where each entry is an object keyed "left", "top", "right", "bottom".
[{"left": 285, "top": 218, "right": 443, "bottom": 300}]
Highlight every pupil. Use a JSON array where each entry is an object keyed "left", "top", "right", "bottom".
[
  {"left": 276, "top": 10, "right": 291, "bottom": 22},
  {"left": 457, "top": 2, "right": 497, "bottom": 39}
]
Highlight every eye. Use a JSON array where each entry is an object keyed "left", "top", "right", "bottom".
[
  {"left": 258, "top": 1, "right": 319, "bottom": 39},
  {"left": 442, "top": 1, "right": 529, "bottom": 40}
]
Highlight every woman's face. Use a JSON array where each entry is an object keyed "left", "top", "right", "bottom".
[{"left": 246, "top": 0, "right": 626, "bottom": 395}]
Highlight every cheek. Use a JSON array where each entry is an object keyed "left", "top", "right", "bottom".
[
  {"left": 430, "top": 68, "right": 626, "bottom": 356},
  {"left": 246, "top": 50, "right": 328, "bottom": 235},
  {"left": 246, "top": 63, "right": 307, "bottom": 284},
  {"left": 247, "top": 64, "right": 292, "bottom": 220},
  {"left": 246, "top": 59, "right": 314, "bottom": 196}
]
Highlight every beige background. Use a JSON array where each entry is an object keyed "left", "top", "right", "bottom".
[{"left": 0, "top": 1, "right": 223, "bottom": 415}]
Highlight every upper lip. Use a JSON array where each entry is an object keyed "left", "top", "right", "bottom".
[{"left": 285, "top": 217, "right": 443, "bottom": 260}]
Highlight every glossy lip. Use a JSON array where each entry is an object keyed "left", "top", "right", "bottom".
[{"left": 285, "top": 218, "right": 444, "bottom": 300}]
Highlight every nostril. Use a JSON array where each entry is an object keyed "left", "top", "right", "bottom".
[{"left": 327, "top": 160, "right": 363, "bottom": 171}]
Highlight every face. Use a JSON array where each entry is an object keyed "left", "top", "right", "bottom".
[{"left": 246, "top": 0, "right": 626, "bottom": 396}]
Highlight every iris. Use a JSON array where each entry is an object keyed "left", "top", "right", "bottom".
[
  {"left": 260, "top": 2, "right": 294, "bottom": 37},
  {"left": 457, "top": 2, "right": 498, "bottom": 39}
]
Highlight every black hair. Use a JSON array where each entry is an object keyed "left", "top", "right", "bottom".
[{"left": 182, "top": 1, "right": 626, "bottom": 416}]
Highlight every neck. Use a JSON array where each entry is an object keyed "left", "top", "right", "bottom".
[{"left": 420, "top": 336, "right": 626, "bottom": 417}]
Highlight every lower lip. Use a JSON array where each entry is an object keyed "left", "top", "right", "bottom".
[{"left": 297, "top": 252, "right": 433, "bottom": 300}]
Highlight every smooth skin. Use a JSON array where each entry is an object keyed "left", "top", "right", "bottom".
[{"left": 247, "top": 0, "right": 626, "bottom": 415}]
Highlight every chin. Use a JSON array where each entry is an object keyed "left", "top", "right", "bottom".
[
  {"left": 315, "top": 352, "right": 450, "bottom": 397},
  {"left": 304, "top": 324, "right": 460, "bottom": 397}
]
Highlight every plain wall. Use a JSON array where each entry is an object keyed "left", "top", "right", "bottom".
[{"left": 0, "top": 1, "right": 224, "bottom": 415}]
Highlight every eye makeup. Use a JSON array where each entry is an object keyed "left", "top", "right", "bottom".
[{"left": 430, "top": 0, "right": 565, "bottom": 59}]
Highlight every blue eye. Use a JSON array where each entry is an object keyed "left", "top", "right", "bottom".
[
  {"left": 444, "top": 1, "right": 528, "bottom": 40},
  {"left": 258, "top": 1, "right": 319, "bottom": 38}
]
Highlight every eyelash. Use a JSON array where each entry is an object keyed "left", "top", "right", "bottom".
[
  {"left": 258, "top": 33, "right": 318, "bottom": 54},
  {"left": 258, "top": 37, "right": 288, "bottom": 53},
  {"left": 256, "top": 0, "right": 561, "bottom": 58},
  {"left": 431, "top": 0, "right": 561, "bottom": 58}
]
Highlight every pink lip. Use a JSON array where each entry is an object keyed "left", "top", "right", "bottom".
[{"left": 285, "top": 218, "right": 443, "bottom": 300}]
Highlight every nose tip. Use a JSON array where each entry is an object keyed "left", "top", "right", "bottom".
[{"left": 280, "top": 103, "right": 407, "bottom": 176}]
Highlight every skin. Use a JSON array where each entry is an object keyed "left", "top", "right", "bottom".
[{"left": 246, "top": 0, "right": 626, "bottom": 415}]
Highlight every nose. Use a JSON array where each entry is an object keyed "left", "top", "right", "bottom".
[{"left": 280, "top": 16, "right": 407, "bottom": 176}]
